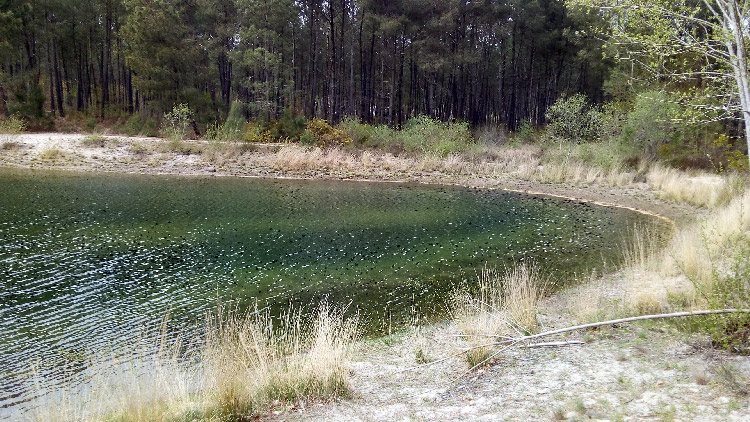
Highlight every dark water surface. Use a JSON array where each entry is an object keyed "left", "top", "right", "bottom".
[{"left": 0, "top": 169, "right": 664, "bottom": 417}]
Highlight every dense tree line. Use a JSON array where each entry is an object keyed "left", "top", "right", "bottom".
[{"left": 0, "top": 0, "right": 610, "bottom": 129}]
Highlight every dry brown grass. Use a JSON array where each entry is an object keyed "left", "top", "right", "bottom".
[
  {"left": 30, "top": 305, "right": 357, "bottom": 422},
  {"left": 658, "top": 187, "right": 750, "bottom": 289},
  {"left": 453, "top": 263, "right": 547, "bottom": 338},
  {"left": 452, "top": 263, "right": 547, "bottom": 367},
  {"left": 647, "top": 165, "right": 743, "bottom": 209},
  {"left": 203, "top": 304, "right": 357, "bottom": 418},
  {"left": 39, "top": 148, "right": 66, "bottom": 161}
]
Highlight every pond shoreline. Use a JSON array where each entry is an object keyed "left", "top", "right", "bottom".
[
  {"left": 2, "top": 133, "right": 747, "bottom": 421},
  {"left": 0, "top": 133, "right": 697, "bottom": 224}
]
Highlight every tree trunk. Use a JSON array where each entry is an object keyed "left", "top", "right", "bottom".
[{"left": 0, "top": 83, "right": 8, "bottom": 118}]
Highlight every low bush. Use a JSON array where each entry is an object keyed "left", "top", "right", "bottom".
[
  {"left": 338, "top": 116, "right": 473, "bottom": 156},
  {"left": 546, "top": 94, "right": 602, "bottom": 143},
  {"left": 306, "top": 118, "right": 351, "bottom": 148},
  {"left": 0, "top": 114, "right": 27, "bottom": 134}
]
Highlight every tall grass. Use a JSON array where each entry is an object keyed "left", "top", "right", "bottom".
[
  {"left": 452, "top": 263, "right": 547, "bottom": 367},
  {"left": 647, "top": 165, "right": 744, "bottom": 208},
  {"left": 29, "top": 304, "right": 357, "bottom": 422},
  {"left": 452, "top": 263, "right": 547, "bottom": 365},
  {"left": 203, "top": 304, "right": 357, "bottom": 419}
]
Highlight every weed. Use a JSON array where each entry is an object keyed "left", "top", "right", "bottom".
[
  {"left": 162, "top": 103, "right": 194, "bottom": 141},
  {"left": 128, "top": 142, "right": 149, "bottom": 155},
  {"left": 715, "top": 364, "right": 750, "bottom": 396},
  {"left": 691, "top": 367, "right": 710, "bottom": 385}
]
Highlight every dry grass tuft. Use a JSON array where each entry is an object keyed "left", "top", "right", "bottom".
[
  {"left": 39, "top": 148, "right": 65, "bottom": 161},
  {"left": 1, "top": 140, "right": 24, "bottom": 150},
  {"left": 30, "top": 304, "right": 357, "bottom": 422},
  {"left": 203, "top": 303, "right": 357, "bottom": 418},
  {"left": 454, "top": 262, "right": 547, "bottom": 338},
  {"left": 452, "top": 263, "right": 546, "bottom": 367},
  {"left": 647, "top": 165, "right": 742, "bottom": 209}
]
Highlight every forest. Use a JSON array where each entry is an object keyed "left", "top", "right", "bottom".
[{"left": 0, "top": 0, "right": 748, "bottom": 168}]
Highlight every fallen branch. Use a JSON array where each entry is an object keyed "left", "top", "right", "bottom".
[
  {"left": 400, "top": 309, "right": 750, "bottom": 375},
  {"left": 521, "top": 340, "right": 584, "bottom": 348},
  {"left": 516, "top": 309, "right": 750, "bottom": 343}
]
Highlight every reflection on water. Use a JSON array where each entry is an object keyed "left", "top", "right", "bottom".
[{"left": 0, "top": 169, "right": 665, "bottom": 418}]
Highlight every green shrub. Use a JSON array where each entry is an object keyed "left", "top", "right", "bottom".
[
  {"left": 85, "top": 117, "right": 97, "bottom": 131},
  {"left": 9, "top": 82, "right": 45, "bottom": 119},
  {"left": 243, "top": 122, "right": 274, "bottom": 143},
  {"left": 122, "top": 115, "right": 145, "bottom": 136},
  {"left": 339, "top": 117, "right": 377, "bottom": 146},
  {"left": 546, "top": 94, "right": 601, "bottom": 143},
  {"left": 621, "top": 91, "right": 681, "bottom": 155},
  {"left": 276, "top": 109, "right": 306, "bottom": 141},
  {"left": 512, "top": 119, "right": 538, "bottom": 144},
  {"left": 162, "top": 103, "right": 194, "bottom": 141}
]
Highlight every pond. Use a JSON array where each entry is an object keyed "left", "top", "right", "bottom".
[{"left": 0, "top": 169, "right": 666, "bottom": 418}]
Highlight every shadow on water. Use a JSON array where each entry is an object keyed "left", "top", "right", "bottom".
[{"left": 0, "top": 168, "right": 669, "bottom": 419}]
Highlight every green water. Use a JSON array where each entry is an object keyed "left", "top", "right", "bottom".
[{"left": 0, "top": 169, "right": 665, "bottom": 416}]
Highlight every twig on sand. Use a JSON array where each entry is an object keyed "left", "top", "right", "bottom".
[{"left": 400, "top": 309, "right": 750, "bottom": 376}]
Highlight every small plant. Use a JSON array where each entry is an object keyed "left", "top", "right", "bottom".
[
  {"left": 81, "top": 135, "right": 118, "bottom": 148},
  {"left": 128, "top": 142, "right": 149, "bottom": 155},
  {"left": 0, "top": 114, "right": 27, "bottom": 134},
  {"left": 162, "top": 103, "right": 194, "bottom": 141},
  {"left": 414, "top": 348, "right": 432, "bottom": 364},
  {"left": 715, "top": 364, "right": 750, "bottom": 396},
  {"left": 243, "top": 123, "right": 274, "bottom": 143},
  {"left": 464, "top": 347, "right": 493, "bottom": 369},
  {"left": 39, "top": 148, "right": 65, "bottom": 160}
]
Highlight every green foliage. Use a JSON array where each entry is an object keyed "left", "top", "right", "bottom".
[
  {"left": 243, "top": 122, "right": 274, "bottom": 143},
  {"left": 121, "top": 115, "right": 145, "bottom": 136},
  {"left": 306, "top": 118, "right": 351, "bottom": 148},
  {"left": 621, "top": 91, "right": 681, "bottom": 155},
  {"left": 8, "top": 81, "right": 45, "bottom": 120},
  {"left": 546, "top": 94, "right": 601, "bottom": 143},
  {"left": 0, "top": 114, "right": 27, "bottom": 134},
  {"left": 513, "top": 120, "right": 537, "bottom": 144},
  {"left": 276, "top": 109, "right": 306, "bottom": 141},
  {"left": 162, "top": 104, "right": 194, "bottom": 141},
  {"left": 205, "top": 102, "right": 247, "bottom": 142},
  {"left": 710, "top": 135, "right": 749, "bottom": 173},
  {"left": 339, "top": 116, "right": 473, "bottom": 156}
]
